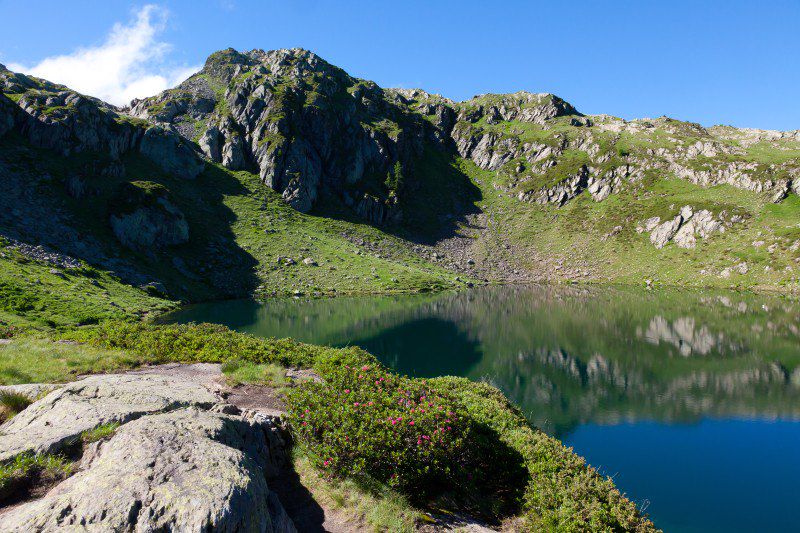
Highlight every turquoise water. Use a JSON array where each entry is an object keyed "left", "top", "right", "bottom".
[{"left": 163, "top": 285, "right": 800, "bottom": 532}]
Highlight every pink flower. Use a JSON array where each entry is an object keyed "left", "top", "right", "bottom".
[
  {"left": 302, "top": 422, "right": 307, "bottom": 426},
  {"left": 391, "top": 420, "right": 397, "bottom": 425},
  {"left": 362, "top": 365, "right": 370, "bottom": 371},
  {"left": 368, "top": 401, "right": 374, "bottom": 406},
  {"left": 409, "top": 421, "right": 415, "bottom": 426},
  {"left": 344, "top": 389, "right": 350, "bottom": 394},
  {"left": 354, "top": 402, "right": 359, "bottom": 406}
]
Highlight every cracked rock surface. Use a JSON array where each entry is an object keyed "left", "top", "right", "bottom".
[
  {"left": 0, "top": 373, "right": 218, "bottom": 461},
  {"left": 0, "top": 371, "right": 297, "bottom": 532},
  {"left": 0, "top": 408, "right": 295, "bottom": 532}
]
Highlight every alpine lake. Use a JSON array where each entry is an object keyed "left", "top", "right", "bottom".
[{"left": 163, "top": 284, "right": 800, "bottom": 533}]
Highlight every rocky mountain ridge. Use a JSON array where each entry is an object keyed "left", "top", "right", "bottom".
[
  {"left": 1, "top": 47, "right": 799, "bottom": 306},
  {"left": 126, "top": 48, "right": 800, "bottom": 224}
]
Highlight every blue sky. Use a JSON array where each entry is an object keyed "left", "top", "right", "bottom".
[{"left": 0, "top": 0, "right": 797, "bottom": 130}]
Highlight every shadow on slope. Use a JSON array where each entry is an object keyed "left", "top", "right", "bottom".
[{"left": 0, "top": 133, "right": 260, "bottom": 303}]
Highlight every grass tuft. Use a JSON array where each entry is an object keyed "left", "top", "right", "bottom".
[
  {"left": 0, "top": 453, "right": 74, "bottom": 502},
  {"left": 0, "top": 390, "right": 32, "bottom": 423},
  {"left": 80, "top": 422, "right": 120, "bottom": 444},
  {"left": 221, "top": 359, "right": 287, "bottom": 386}
]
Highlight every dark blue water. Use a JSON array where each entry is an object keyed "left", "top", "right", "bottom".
[{"left": 163, "top": 285, "right": 800, "bottom": 532}]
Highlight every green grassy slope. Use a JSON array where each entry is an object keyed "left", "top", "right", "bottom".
[
  {"left": 444, "top": 152, "right": 800, "bottom": 291},
  {"left": 0, "top": 135, "right": 466, "bottom": 330}
]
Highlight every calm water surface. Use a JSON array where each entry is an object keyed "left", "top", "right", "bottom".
[{"left": 164, "top": 285, "right": 800, "bottom": 532}]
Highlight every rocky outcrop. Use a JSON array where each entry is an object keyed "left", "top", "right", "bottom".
[
  {"left": 455, "top": 92, "right": 579, "bottom": 125},
  {"left": 649, "top": 215, "right": 683, "bottom": 249},
  {"left": 0, "top": 372, "right": 296, "bottom": 532},
  {"left": 0, "top": 373, "right": 217, "bottom": 462},
  {"left": 129, "top": 48, "right": 432, "bottom": 219},
  {"left": 0, "top": 65, "right": 204, "bottom": 180},
  {"left": 139, "top": 125, "right": 205, "bottom": 180},
  {"left": 108, "top": 181, "right": 190, "bottom": 252},
  {"left": 0, "top": 409, "right": 295, "bottom": 532},
  {"left": 110, "top": 203, "right": 189, "bottom": 251},
  {"left": 637, "top": 206, "right": 733, "bottom": 249}
]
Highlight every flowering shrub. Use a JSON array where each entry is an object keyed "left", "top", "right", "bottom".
[
  {"left": 0, "top": 324, "right": 17, "bottom": 339},
  {"left": 287, "top": 349, "right": 480, "bottom": 499}
]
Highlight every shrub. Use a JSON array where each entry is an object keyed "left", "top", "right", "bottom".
[
  {"left": 288, "top": 352, "right": 473, "bottom": 499},
  {"left": 288, "top": 349, "right": 527, "bottom": 517},
  {"left": 65, "top": 321, "right": 328, "bottom": 367},
  {"left": 429, "top": 377, "right": 657, "bottom": 532},
  {"left": 0, "top": 323, "right": 18, "bottom": 339}
]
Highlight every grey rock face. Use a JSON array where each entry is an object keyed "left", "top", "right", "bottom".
[
  {"left": 1, "top": 67, "right": 207, "bottom": 182},
  {"left": 139, "top": 126, "right": 205, "bottom": 179},
  {"left": 0, "top": 374, "right": 217, "bottom": 462},
  {"left": 0, "top": 409, "right": 296, "bottom": 533},
  {"left": 642, "top": 207, "right": 727, "bottom": 249},
  {"left": 110, "top": 197, "right": 190, "bottom": 252},
  {"left": 0, "top": 383, "right": 61, "bottom": 400},
  {"left": 130, "top": 48, "right": 430, "bottom": 219},
  {"left": 650, "top": 216, "right": 683, "bottom": 249}
]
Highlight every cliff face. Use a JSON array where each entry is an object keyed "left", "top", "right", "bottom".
[
  {"left": 128, "top": 48, "right": 442, "bottom": 223},
  {"left": 0, "top": 64, "right": 204, "bottom": 180}
]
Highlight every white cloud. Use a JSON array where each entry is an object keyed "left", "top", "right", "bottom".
[{"left": 7, "top": 5, "right": 199, "bottom": 106}]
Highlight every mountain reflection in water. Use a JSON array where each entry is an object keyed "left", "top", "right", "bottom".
[{"left": 163, "top": 285, "right": 800, "bottom": 438}]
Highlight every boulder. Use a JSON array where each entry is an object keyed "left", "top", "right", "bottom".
[
  {"left": 650, "top": 216, "right": 683, "bottom": 249},
  {"left": 0, "top": 409, "right": 296, "bottom": 533},
  {"left": 0, "top": 374, "right": 217, "bottom": 462},
  {"left": 108, "top": 181, "right": 190, "bottom": 252},
  {"left": 110, "top": 200, "right": 189, "bottom": 251},
  {"left": 637, "top": 216, "right": 661, "bottom": 234},
  {"left": 673, "top": 219, "right": 697, "bottom": 248}
]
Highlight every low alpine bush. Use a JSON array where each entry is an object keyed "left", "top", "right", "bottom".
[
  {"left": 64, "top": 321, "right": 329, "bottom": 367},
  {"left": 287, "top": 348, "right": 526, "bottom": 514}
]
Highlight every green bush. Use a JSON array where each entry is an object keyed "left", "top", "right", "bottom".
[
  {"left": 429, "top": 377, "right": 657, "bottom": 532},
  {"left": 288, "top": 349, "right": 527, "bottom": 516},
  {"left": 65, "top": 321, "right": 328, "bottom": 367}
]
